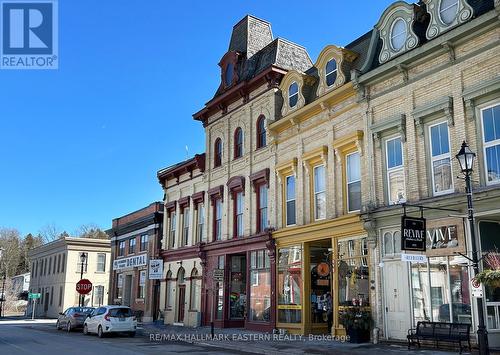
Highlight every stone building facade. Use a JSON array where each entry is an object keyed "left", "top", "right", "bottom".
[{"left": 28, "top": 237, "right": 111, "bottom": 318}]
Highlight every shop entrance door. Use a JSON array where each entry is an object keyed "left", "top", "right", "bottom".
[
  {"left": 229, "top": 254, "right": 246, "bottom": 324},
  {"left": 309, "top": 239, "right": 333, "bottom": 334},
  {"left": 123, "top": 275, "right": 132, "bottom": 306},
  {"left": 178, "top": 285, "right": 186, "bottom": 323},
  {"left": 384, "top": 261, "right": 410, "bottom": 340}
]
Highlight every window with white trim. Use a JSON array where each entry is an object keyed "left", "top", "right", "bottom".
[
  {"left": 138, "top": 270, "right": 146, "bottom": 299},
  {"left": 439, "top": 0, "right": 459, "bottom": 25},
  {"left": 182, "top": 208, "right": 190, "bottom": 246},
  {"left": 382, "top": 230, "right": 402, "bottom": 256},
  {"left": 429, "top": 121, "right": 453, "bottom": 195},
  {"left": 235, "top": 192, "right": 244, "bottom": 237},
  {"left": 169, "top": 212, "right": 176, "bottom": 248},
  {"left": 390, "top": 18, "right": 407, "bottom": 51},
  {"left": 386, "top": 137, "right": 406, "bottom": 204},
  {"left": 481, "top": 103, "right": 500, "bottom": 184},
  {"left": 325, "top": 59, "right": 337, "bottom": 87},
  {"left": 288, "top": 82, "right": 298, "bottom": 108},
  {"left": 215, "top": 198, "right": 222, "bottom": 240},
  {"left": 197, "top": 204, "right": 204, "bottom": 242},
  {"left": 313, "top": 165, "right": 326, "bottom": 220},
  {"left": 285, "top": 175, "right": 296, "bottom": 226},
  {"left": 346, "top": 152, "right": 361, "bottom": 212},
  {"left": 97, "top": 253, "right": 106, "bottom": 272}
]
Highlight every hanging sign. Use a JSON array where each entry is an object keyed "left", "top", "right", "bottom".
[
  {"left": 148, "top": 259, "right": 163, "bottom": 280},
  {"left": 470, "top": 277, "right": 483, "bottom": 298},
  {"left": 401, "top": 216, "right": 426, "bottom": 252}
]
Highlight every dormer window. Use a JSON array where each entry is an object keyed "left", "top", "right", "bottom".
[
  {"left": 390, "top": 18, "right": 407, "bottom": 51},
  {"left": 325, "top": 59, "right": 337, "bottom": 87},
  {"left": 439, "top": 0, "right": 458, "bottom": 25},
  {"left": 225, "top": 63, "right": 234, "bottom": 87},
  {"left": 289, "top": 82, "right": 299, "bottom": 108}
]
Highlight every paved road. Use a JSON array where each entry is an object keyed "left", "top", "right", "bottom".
[{"left": 0, "top": 321, "right": 251, "bottom": 355}]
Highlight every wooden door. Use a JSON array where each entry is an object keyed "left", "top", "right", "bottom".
[
  {"left": 384, "top": 261, "right": 411, "bottom": 340},
  {"left": 178, "top": 285, "right": 186, "bottom": 323}
]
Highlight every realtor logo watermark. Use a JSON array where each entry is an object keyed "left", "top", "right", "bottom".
[{"left": 1, "top": 0, "right": 58, "bottom": 69}]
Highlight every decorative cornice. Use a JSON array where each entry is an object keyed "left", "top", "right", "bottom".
[
  {"left": 412, "top": 96, "right": 454, "bottom": 135},
  {"left": 302, "top": 145, "right": 329, "bottom": 167},
  {"left": 422, "top": 0, "right": 473, "bottom": 40},
  {"left": 157, "top": 153, "right": 206, "bottom": 186},
  {"left": 165, "top": 201, "right": 176, "bottom": 212},
  {"left": 191, "top": 191, "right": 205, "bottom": 207},
  {"left": 370, "top": 114, "right": 406, "bottom": 147},
  {"left": 226, "top": 175, "right": 246, "bottom": 196},
  {"left": 332, "top": 130, "right": 364, "bottom": 156},
  {"left": 463, "top": 77, "right": 500, "bottom": 120},
  {"left": 249, "top": 168, "right": 270, "bottom": 191},
  {"left": 207, "top": 185, "right": 224, "bottom": 204},
  {"left": 178, "top": 196, "right": 190, "bottom": 209}
]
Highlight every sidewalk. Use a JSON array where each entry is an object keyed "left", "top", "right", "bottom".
[
  {"left": 0, "top": 315, "right": 56, "bottom": 325},
  {"left": 139, "top": 322, "right": 462, "bottom": 355}
]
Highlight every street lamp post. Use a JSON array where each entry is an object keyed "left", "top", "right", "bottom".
[
  {"left": 79, "top": 252, "right": 87, "bottom": 307},
  {"left": 0, "top": 248, "right": 5, "bottom": 318},
  {"left": 456, "top": 141, "right": 489, "bottom": 355}
]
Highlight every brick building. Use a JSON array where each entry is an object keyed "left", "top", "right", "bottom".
[{"left": 107, "top": 202, "right": 163, "bottom": 322}]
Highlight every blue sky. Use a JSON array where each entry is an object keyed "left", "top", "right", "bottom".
[{"left": 0, "top": 0, "right": 396, "bottom": 236}]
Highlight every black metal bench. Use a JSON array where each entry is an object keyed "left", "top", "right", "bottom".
[{"left": 407, "top": 321, "right": 471, "bottom": 353}]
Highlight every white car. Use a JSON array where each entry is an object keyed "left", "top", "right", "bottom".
[{"left": 83, "top": 305, "right": 137, "bottom": 338}]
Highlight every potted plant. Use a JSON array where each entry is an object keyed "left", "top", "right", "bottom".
[
  {"left": 475, "top": 252, "right": 500, "bottom": 288},
  {"left": 339, "top": 307, "right": 372, "bottom": 343}
]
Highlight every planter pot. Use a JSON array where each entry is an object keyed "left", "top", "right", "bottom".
[{"left": 347, "top": 328, "right": 370, "bottom": 343}]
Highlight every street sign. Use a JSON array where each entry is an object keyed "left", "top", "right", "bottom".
[
  {"left": 28, "top": 293, "right": 41, "bottom": 299},
  {"left": 213, "top": 269, "right": 224, "bottom": 282},
  {"left": 76, "top": 279, "right": 93, "bottom": 295},
  {"left": 401, "top": 253, "right": 427, "bottom": 263},
  {"left": 471, "top": 277, "right": 483, "bottom": 298},
  {"left": 401, "top": 216, "right": 426, "bottom": 252}
]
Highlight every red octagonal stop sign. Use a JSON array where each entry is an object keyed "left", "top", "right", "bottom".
[{"left": 76, "top": 279, "right": 93, "bottom": 295}]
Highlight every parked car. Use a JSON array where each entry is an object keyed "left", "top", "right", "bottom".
[
  {"left": 83, "top": 305, "right": 137, "bottom": 338},
  {"left": 56, "top": 307, "right": 95, "bottom": 332}
]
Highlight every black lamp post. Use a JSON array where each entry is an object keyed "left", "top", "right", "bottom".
[
  {"left": 456, "top": 140, "right": 489, "bottom": 355},
  {"left": 0, "top": 248, "right": 5, "bottom": 318},
  {"left": 79, "top": 252, "right": 87, "bottom": 307}
]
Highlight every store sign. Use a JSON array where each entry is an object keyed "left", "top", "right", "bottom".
[
  {"left": 401, "top": 253, "right": 427, "bottom": 263},
  {"left": 148, "top": 259, "right": 163, "bottom": 280},
  {"left": 426, "top": 225, "right": 458, "bottom": 249},
  {"left": 113, "top": 254, "right": 147, "bottom": 271},
  {"left": 213, "top": 269, "right": 224, "bottom": 282},
  {"left": 401, "top": 216, "right": 426, "bottom": 252},
  {"left": 471, "top": 277, "right": 483, "bottom": 298}
]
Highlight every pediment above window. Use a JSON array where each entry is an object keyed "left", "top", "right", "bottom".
[
  {"left": 315, "top": 45, "right": 358, "bottom": 97},
  {"left": 375, "top": 2, "right": 422, "bottom": 64},
  {"left": 279, "top": 70, "right": 315, "bottom": 117},
  {"left": 422, "top": 0, "right": 473, "bottom": 40}
]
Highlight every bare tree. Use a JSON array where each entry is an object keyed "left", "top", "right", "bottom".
[
  {"left": 0, "top": 228, "right": 21, "bottom": 277},
  {"left": 37, "top": 223, "right": 62, "bottom": 243},
  {"left": 74, "top": 224, "right": 108, "bottom": 240}
]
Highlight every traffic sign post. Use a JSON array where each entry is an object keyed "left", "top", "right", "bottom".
[
  {"left": 471, "top": 277, "right": 483, "bottom": 298},
  {"left": 76, "top": 279, "right": 92, "bottom": 307}
]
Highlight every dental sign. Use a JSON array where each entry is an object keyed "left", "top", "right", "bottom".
[
  {"left": 401, "top": 216, "right": 426, "bottom": 252},
  {"left": 113, "top": 254, "right": 147, "bottom": 271}
]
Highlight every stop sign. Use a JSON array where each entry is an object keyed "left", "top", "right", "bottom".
[{"left": 76, "top": 279, "right": 93, "bottom": 295}]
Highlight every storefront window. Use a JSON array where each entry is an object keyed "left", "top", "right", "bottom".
[
  {"left": 278, "top": 246, "right": 302, "bottom": 323},
  {"left": 411, "top": 256, "right": 471, "bottom": 324},
  {"left": 337, "top": 238, "right": 369, "bottom": 306},
  {"left": 250, "top": 250, "right": 271, "bottom": 322}
]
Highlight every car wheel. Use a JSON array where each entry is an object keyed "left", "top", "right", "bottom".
[
  {"left": 97, "top": 325, "right": 105, "bottom": 338},
  {"left": 128, "top": 332, "right": 136, "bottom": 338},
  {"left": 83, "top": 324, "right": 89, "bottom": 335},
  {"left": 56, "top": 321, "right": 61, "bottom": 330},
  {"left": 66, "top": 322, "right": 72, "bottom": 332}
]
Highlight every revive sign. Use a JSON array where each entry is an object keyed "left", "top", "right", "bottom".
[{"left": 401, "top": 216, "right": 426, "bottom": 252}]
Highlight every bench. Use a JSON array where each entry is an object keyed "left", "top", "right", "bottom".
[{"left": 407, "top": 321, "right": 471, "bottom": 353}]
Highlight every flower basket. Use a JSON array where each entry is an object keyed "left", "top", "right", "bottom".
[
  {"left": 475, "top": 270, "right": 500, "bottom": 288},
  {"left": 339, "top": 307, "right": 372, "bottom": 343}
]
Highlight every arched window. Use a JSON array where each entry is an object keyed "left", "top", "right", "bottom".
[
  {"left": 166, "top": 270, "right": 173, "bottom": 309},
  {"left": 256, "top": 116, "right": 266, "bottom": 149},
  {"left": 177, "top": 267, "right": 185, "bottom": 284},
  {"left": 214, "top": 138, "right": 222, "bottom": 168},
  {"left": 325, "top": 59, "right": 337, "bottom": 87},
  {"left": 390, "top": 18, "right": 407, "bottom": 51},
  {"left": 288, "top": 82, "right": 299, "bottom": 108},
  {"left": 190, "top": 268, "right": 200, "bottom": 311},
  {"left": 234, "top": 128, "right": 243, "bottom": 159}
]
